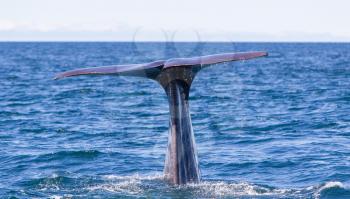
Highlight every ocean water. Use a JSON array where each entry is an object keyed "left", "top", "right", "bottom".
[{"left": 0, "top": 42, "right": 350, "bottom": 199}]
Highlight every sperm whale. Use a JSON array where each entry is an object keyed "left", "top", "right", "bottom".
[{"left": 54, "top": 51, "right": 268, "bottom": 185}]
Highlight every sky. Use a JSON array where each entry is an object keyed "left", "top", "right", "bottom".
[{"left": 0, "top": 0, "right": 350, "bottom": 41}]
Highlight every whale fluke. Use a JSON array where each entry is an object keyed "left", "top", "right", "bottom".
[
  {"left": 164, "top": 51, "right": 267, "bottom": 68},
  {"left": 54, "top": 52, "right": 267, "bottom": 80},
  {"left": 54, "top": 51, "right": 268, "bottom": 185},
  {"left": 54, "top": 60, "right": 165, "bottom": 80}
]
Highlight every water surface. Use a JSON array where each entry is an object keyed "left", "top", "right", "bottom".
[{"left": 0, "top": 42, "right": 350, "bottom": 198}]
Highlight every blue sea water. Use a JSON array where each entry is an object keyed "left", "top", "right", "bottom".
[{"left": 0, "top": 42, "right": 350, "bottom": 199}]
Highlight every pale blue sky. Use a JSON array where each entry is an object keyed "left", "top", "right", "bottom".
[{"left": 1, "top": 0, "right": 350, "bottom": 41}]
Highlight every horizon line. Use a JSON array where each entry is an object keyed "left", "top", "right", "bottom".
[{"left": 1, "top": 40, "right": 350, "bottom": 43}]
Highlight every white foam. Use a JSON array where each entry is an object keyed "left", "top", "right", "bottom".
[
  {"left": 88, "top": 179, "right": 143, "bottom": 194},
  {"left": 87, "top": 173, "right": 164, "bottom": 195},
  {"left": 102, "top": 173, "right": 164, "bottom": 181},
  {"left": 88, "top": 174, "right": 294, "bottom": 197},
  {"left": 49, "top": 194, "right": 73, "bottom": 199},
  {"left": 185, "top": 181, "right": 290, "bottom": 197},
  {"left": 50, "top": 195, "right": 62, "bottom": 199},
  {"left": 321, "top": 181, "right": 344, "bottom": 189}
]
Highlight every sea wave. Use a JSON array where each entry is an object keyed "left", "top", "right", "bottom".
[{"left": 313, "top": 181, "right": 350, "bottom": 199}]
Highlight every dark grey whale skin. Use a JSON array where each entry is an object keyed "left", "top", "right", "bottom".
[
  {"left": 54, "top": 51, "right": 267, "bottom": 185},
  {"left": 158, "top": 66, "right": 201, "bottom": 184},
  {"left": 164, "top": 80, "right": 200, "bottom": 184}
]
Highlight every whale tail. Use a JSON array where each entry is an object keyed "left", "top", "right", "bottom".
[
  {"left": 54, "top": 52, "right": 267, "bottom": 80},
  {"left": 54, "top": 51, "right": 268, "bottom": 185}
]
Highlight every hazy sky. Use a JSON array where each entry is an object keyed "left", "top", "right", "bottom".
[{"left": 1, "top": 0, "right": 350, "bottom": 41}]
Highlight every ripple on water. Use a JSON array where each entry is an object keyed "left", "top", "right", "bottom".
[{"left": 35, "top": 150, "right": 103, "bottom": 161}]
